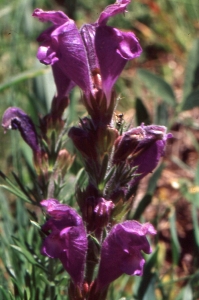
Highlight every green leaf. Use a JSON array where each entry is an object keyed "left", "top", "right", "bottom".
[
  {"left": 98, "top": 154, "right": 109, "bottom": 186},
  {"left": 147, "top": 163, "right": 165, "bottom": 195},
  {"left": 10, "top": 244, "right": 45, "bottom": 271},
  {"left": 11, "top": 278, "right": 23, "bottom": 299},
  {"left": 75, "top": 168, "right": 88, "bottom": 188},
  {"left": 136, "top": 248, "right": 158, "bottom": 300},
  {"left": 191, "top": 204, "right": 199, "bottom": 247},
  {"left": 183, "top": 39, "right": 199, "bottom": 100},
  {"left": 0, "top": 184, "right": 32, "bottom": 203},
  {"left": 133, "top": 194, "right": 152, "bottom": 220},
  {"left": 156, "top": 102, "right": 169, "bottom": 126},
  {"left": 23, "top": 290, "right": 28, "bottom": 300},
  {"left": 181, "top": 89, "right": 199, "bottom": 111},
  {"left": 0, "top": 67, "right": 49, "bottom": 92},
  {"left": 30, "top": 220, "right": 41, "bottom": 230},
  {"left": 0, "top": 171, "right": 32, "bottom": 203},
  {"left": 137, "top": 69, "right": 176, "bottom": 106},
  {"left": 169, "top": 209, "right": 181, "bottom": 265},
  {"left": 135, "top": 97, "right": 151, "bottom": 125},
  {"left": 143, "top": 275, "right": 157, "bottom": 300},
  {"left": 0, "top": 286, "right": 12, "bottom": 300},
  {"left": 131, "top": 164, "right": 164, "bottom": 220}
]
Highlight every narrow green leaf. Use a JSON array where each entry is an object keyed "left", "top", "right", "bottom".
[
  {"left": 0, "top": 171, "right": 32, "bottom": 203},
  {"left": 0, "top": 68, "right": 49, "bottom": 92},
  {"left": 143, "top": 275, "right": 157, "bottom": 300},
  {"left": 135, "top": 97, "right": 151, "bottom": 125},
  {"left": 98, "top": 154, "right": 109, "bottom": 188},
  {"left": 10, "top": 245, "right": 45, "bottom": 270},
  {"left": 30, "top": 220, "right": 41, "bottom": 230},
  {"left": 0, "top": 286, "right": 11, "bottom": 300},
  {"left": 131, "top": 164, "right": 164, "bottom": 219},
  {"left": 169, "top": 209, "right": 181, "bottom": 264},
  {"left": 191, "top": 204, "right": 199, "bottom": 247},
  {"left": 11, "top": 278, "right": 23, "bottom": 298},
  {"left": 183, "top": 39, "right": 199, "bottom": 99},
  {"left": 11, "top": 172, "right": 31, "bottom": 199},
  {"left": 156, "top": 102, "right": 169, "bottom": 126},
  {"left": 75, "top": 168, "right": 88, "bottom": 188},
  {"left": 133, "top": 194, "right": 152, "bottom": 220},
  {"left": 137, "top": 248, "right": 158, "bottom": 300},
  {"left": 23, "top": 290, "right": 28, "bottom": 300},
  {"left": 104, "top": 165, "right": 116, "bottom": 185},
  {"left": 137, "top": 69, "right": 176, "bottom": 106},
  {"left": 147, "top": 163, "right": 165, "bottom": 195},
  {"left": 0, "top": 185, "right": 32, "bottom": 203},
  {"left": 181, "top": 89, "right": 199, "bottom": 111}
]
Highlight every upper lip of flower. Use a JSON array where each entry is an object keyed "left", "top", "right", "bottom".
[{"left": 33, "top": 0, "right": 142, "bottom": 104}]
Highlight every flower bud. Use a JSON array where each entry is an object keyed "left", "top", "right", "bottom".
[
  {"left": 113, "top": 127, "right": 144, "bottom": 163},
  {"left": 2, "top": 107, "right": 40, "bottom": 154},
  {"left": 82, "top": 197, "right": 114, "bottom": 231},
  {"left": 56, "top": 149, "right": 74, "bottom": 176}
]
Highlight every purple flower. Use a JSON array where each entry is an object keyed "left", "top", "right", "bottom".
[
  {"left": 33, "top": 0, "right": 142, "bottom": 105},
  {"left": 129, "top": 125, "right": 172, "bottom": 186},
  {"left": 32, "top": 9, "right": 92, "bottom": 99},
  {"left": 97, "top": 220, "right": 156, "bottom": 288},
  {"left": 113, "top": 124, "right": 172, "bottom": 187},
  {"left": 80, "top": 0, "right": 142, "bottom": 103},
  {"left": 1, "top": 107, "right": 40, "bottom": 154},
  {"left": 40, "top": 199, "right": 88, "bottom": 286}
]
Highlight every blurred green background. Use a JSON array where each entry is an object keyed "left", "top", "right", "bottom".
[{"left": 1, "top": 0, "right": 199, "bottom": 299}]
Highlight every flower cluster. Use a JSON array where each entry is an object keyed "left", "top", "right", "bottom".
[
  {"left": 41, "top": 199, "right": 156, "bottom": 290},
  {"left": 1, "top": 0, "right": 171, "bottom": 299},
  {"left": 32, "top": 0, "right": 141, "bottom": 108}
]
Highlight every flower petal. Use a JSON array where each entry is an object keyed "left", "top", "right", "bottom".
[
  {"left": 97, "top": 0, "right": 131, "bottom": 26},
  {"left": 95, "top": 25, "right": 141, "bottom": 103},
  {"left": 33, "top": 9, "right": 92, "bottom": 95},
  {"left": 97, "top": 220, "right": 156, "bottom": 288},
  {"left": 80, "top": 24, "right": 99, "bottom": 74},
  {"left": 33, "top": 9, "right": 69, "bottom": 25},
  {"left": 52, "top": 63, "right": 75, "bottom": 99}
]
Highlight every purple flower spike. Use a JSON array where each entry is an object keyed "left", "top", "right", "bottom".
[
  {"left": 1, "top": 107, "right": 40, "bottom": 154},
  {"left": 40, "top": 199, "right": 88, "bottom": 286},
  {"left": 32, "top": 9, "right": 92, "bottom": 97},
  {"left": 97, "top": 220, "right": 156, "bottom": 288}
]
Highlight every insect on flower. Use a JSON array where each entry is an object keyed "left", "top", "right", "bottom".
[{"left": 114, "top": 111, "right": 124, "bottom": 131}]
